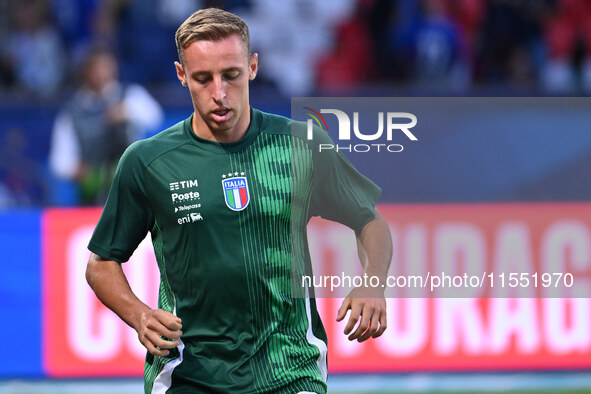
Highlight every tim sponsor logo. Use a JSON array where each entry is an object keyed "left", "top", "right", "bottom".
[{"left": 169, "top": 179, "right": 198, "bottom": 191}]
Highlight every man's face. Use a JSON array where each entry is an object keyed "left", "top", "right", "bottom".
[
  {"left": 86, "top": 54, "right": 117, "bottom": 93},
  {"left": 175, "top": 34, "right": 257, "bottom": 142}
]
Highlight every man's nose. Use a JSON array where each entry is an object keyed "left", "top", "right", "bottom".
[{"left": 211, "top": 76, "right": 226, "bottom": 102}]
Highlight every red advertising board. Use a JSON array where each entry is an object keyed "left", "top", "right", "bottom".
[
  {"left": 42, "top": 204, "right": 591, "bottom": 377},
  {"left": 313, "top": 204, "right": 591, "bottom": 372},
  {"left": 43, "top": 208, "right": 159, "bottom": 377}
]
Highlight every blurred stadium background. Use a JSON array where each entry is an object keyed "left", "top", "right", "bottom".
[{"left": 1, "top": 0, "right": 591, "bottom": 393}]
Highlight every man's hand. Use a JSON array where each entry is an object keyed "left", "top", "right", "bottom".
[
  {"left": 137, "top": 309, "right": 183, "bottom": 356},
  {"left": 86, "top": 254, "right": 183, "bottom": 357},
  {"left": 336, "top": 291, "right": 387, "bottom": 342},
  {"left": 337, "top": 208, "right": 391, "bottom": 342}
]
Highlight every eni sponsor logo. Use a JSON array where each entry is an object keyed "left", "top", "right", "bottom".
[{"left": 178, "top": 212, "right": 203, "bottom": 225}]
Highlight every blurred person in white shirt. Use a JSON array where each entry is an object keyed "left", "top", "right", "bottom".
[{"left": 49, "top": 47, "right": 163, "bottom": 205}]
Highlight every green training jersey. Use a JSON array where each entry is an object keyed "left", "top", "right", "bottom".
[{"left": 88, "top": 108, "right": 381, "bottom": 394}]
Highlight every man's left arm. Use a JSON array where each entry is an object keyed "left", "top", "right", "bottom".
[{"left": 336, "top": 208, "right": 392, "bottom": 342}]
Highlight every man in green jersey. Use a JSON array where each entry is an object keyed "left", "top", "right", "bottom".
[{"left": 86, "top": 8, "right": 392, "bottom": 394}]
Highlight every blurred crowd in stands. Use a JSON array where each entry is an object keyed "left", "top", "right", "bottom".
[
  {"left": 1, "top": 0, "right": 591, "bottom": 207},
  {"left": 2, "top": 0, "right": 591, "bottom": 98}
]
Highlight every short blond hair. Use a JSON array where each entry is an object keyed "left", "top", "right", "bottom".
[{"left": 175, "top": 8, "right": 251, "bottom": 64}]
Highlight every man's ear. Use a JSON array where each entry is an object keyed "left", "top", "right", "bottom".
[
  {"left": 249, "top": 53, "right": 258, "bottom": 81},
  {"left": 175, "top": 61, "right": 187, "bottom": 86}
]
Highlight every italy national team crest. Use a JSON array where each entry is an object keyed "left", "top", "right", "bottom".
[{"left": 222, "top": 174, "right": 250, "bottom": 211}]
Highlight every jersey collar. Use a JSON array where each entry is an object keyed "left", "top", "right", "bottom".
[{"left": 184, "top": 107, "right": 261, "bottom": 153}]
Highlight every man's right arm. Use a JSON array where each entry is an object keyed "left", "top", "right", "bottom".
[{"left": 85, "top": 252, "right": 183, "bottom": 356}]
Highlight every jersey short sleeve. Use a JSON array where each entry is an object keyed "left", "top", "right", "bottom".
[
  {"left": 309, "top": 128, "right": 382, "bottom": 235},
  {"left": 88, "top": 141, "right": 155, "bottom": 262}
]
